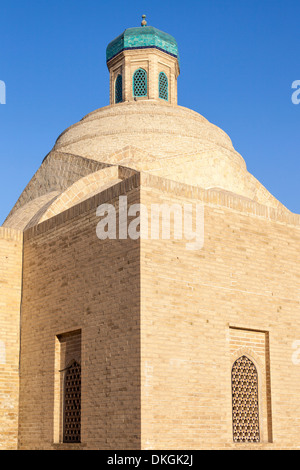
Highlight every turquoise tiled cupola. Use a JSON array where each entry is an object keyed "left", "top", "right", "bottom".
[
  {"left": 107, "top": 16, "right": 180, "bottom": 105},
  {"left": 106, "top": 25, "right": 180, "bottom": 67}
]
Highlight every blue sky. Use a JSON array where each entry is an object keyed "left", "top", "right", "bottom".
[{"left": 0, "top": 0, "right": 299, "bottom": 224}]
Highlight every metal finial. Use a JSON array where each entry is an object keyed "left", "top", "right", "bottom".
[{"left": 141, "top": 14, "right": 147, "bottom": 27}]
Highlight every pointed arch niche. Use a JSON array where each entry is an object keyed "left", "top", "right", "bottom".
[
  {"left": 54, "top": 330, "right": 82, "bottom": 445},
  {"left": 229, "top": 327, "right": 273, "bottom": 444}
]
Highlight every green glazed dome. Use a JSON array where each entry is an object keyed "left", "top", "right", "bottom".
[{"left": 106, "top": 25, "right": 180, "bottom": 66}]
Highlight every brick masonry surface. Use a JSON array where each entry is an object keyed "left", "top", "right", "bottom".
[
  {"left": 0, "top": 228, "right": 23, "bottom": 450},
  {"left": 18, "top": 179, "right": 141, "bottom": 450},
  {"left": 139, "top": 179, "right": 300, "bottom": 449},
  {"left": 3, "top": 172, "right": 297, "bottom": 450}
]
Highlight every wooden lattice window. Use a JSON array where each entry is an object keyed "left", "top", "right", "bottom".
[
  {"left": 63, "top": 360, "right": 81, "bottom": 443},
  {"left": 133, "top": 68, "right": 147, "bottom": 97},
  {"left": 232, "top": 356, "right": 260, "bottom": 443}
]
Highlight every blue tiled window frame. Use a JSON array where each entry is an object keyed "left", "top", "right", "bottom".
[
  {"left": 133, "top": 68, "right": 147, "bottom": 97},
  {"left": 115, "top": 74, "right": 123, "bottom": 103},
  {"left": 159, "top": 72, "right": 168, "bottom": 101}
]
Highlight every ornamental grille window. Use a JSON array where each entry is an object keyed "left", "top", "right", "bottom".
[
  {"left": 232, "top": 356, "right": 260, "bottom": 443},
  {"left": 115, "top": 74, "right": 123, "bottom": 103},
  {"left": 159, "top": 72, "right": 168, "bottom": 101},
  {"left": 133, "top": 68, "right": 147, "bottom": 97},
  {"left": 63, "top": 360, "right": 81, "bottom": 443}
]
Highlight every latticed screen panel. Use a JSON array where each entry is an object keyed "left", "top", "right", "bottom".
[
  {"left": 115, "top": 74, "right": 123, "bottom": 103},
  {"left": 133, "top": 68, "right": 147, "bottom": 96},
  {"left": 159, "top": 72, "right": 168, "bottom": 101},
  {"left": 64, "top": 360, "right": 81, "bottom": 443},
  {"left": 232, "top": 356, "right": 260, "bottom": 443}
]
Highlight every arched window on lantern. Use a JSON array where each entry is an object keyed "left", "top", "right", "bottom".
[
  {"left": 133, "top": 68, "right": 147, "bottom": 97},
  {"left": 115, "top": 74, "right": 123, "bottom": 103},
  {"left": 159, "top": 72, "right": 168, "bottom": 101}
]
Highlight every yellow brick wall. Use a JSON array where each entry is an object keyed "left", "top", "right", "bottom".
[
  {"left": 0, "top": 228, "right": 23, "bottom": 450},
  {"left": 14, "top": 171, "right": 300, "bottom": 450},
  {"left": 140, "top": 180, "right": 300, "bottom": 450},
  {"left": 18, "top": 177, "right": 141, "bottom": 450}
]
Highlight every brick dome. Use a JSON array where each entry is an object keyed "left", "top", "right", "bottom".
[
  {"left": 51, "top": 100, "right": 286, "bottom": 211},
  {"left": 54, "top": 100, "right": 239, "bottom": 163},
  {"left": 3, "top": 99, "right": 291, "bottom": 232}
]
